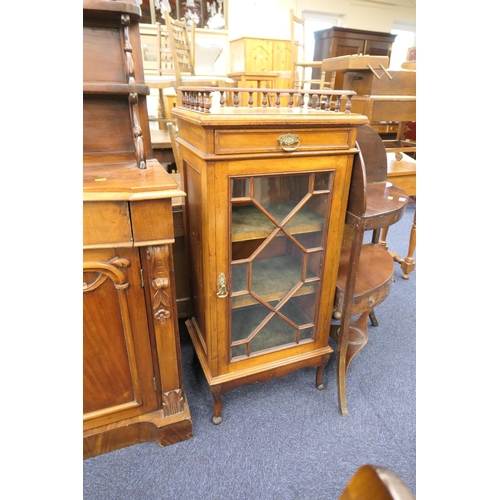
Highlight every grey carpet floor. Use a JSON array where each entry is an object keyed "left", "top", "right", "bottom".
[{"left": 83, "top": 202, "right": 416, "bottom": 500}]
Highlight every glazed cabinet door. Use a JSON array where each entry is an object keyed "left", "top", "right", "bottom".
[
  {"left": 212, "top": 154, "right": 349, "bottom": 373},
  {"left": 229, "top": 171, "right": 331, "bottom": 357},
  {"left": 83, "top": 247, "right": 157, "bottom": 430}
]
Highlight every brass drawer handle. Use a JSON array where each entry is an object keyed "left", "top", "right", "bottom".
[
  {"left": 278, "top": 133, "right": 300, "bottom": 152},
  {"left": 216, "top": 272, "right": 228, "bottom": 298}
]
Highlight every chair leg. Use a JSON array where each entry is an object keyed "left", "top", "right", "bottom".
[{"left": 157, "top": 88, "right": 167, "bottom": 131}]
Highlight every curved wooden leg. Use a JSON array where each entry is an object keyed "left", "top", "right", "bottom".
[
  {"left": 209, "top": 384, "right": 223, "bottom": 425},
  {"left": 345, "top": 311, "right": 370, "bottom": 370},
  {"left": 335, "top": 311, "right": 371, "bottom": 416},
  {"left": 401, "top": 211, "right": 416, "bottom": 279},
  {"left": 315, "top": 354, "right": 330, "bottom": 390}
]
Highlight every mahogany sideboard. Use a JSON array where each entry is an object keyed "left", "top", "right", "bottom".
[{"left": 83, "top": 0, "right": 192, "bottom": 458}]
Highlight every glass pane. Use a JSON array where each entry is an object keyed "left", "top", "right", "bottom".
[
  {"left": 231, "top": 178, "right": 250, "bottom": 199},
  {"left": 230, "top": 172, "right": 331, "bottom": 360}
]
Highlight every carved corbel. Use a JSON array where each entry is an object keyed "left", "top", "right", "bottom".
[{"left": 146, "top": 245, "right": 172, "bottom": 323}]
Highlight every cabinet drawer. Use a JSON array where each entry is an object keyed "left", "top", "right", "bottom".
[
  {"left": 215, "top": 128, "right": 354, "bottom": 155},
  {"left": 84, "top": 201, "right": 132, "bottom": 247}
]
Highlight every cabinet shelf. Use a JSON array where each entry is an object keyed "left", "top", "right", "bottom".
[
  {"left": 231, "top": 303, "right": 314, "bottom": 359},
  {"left": 231, "top": 202, "right": 324, "bottom": 242},
  {"left": 231, "top": 254, "right": 318, "bottom": 309}
]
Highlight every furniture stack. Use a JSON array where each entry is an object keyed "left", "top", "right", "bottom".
[
  {"left": 83, "top": 0, "right": 192, "bottom": 458},
  {"left": 320, "top": 54, "right": 416, "bottom": 156},
  {"left": 312, "top": 26, "right": 397, "bottom": 90}
]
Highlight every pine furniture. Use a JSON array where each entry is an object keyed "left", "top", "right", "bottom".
[
  {"left": 380, "top": 152, "right": 416, "bottom": 279},
  {"left": 229, "top": 37, "right": 292, "bottom": 89},
  {"left": 83, "top": 0, "right": 192, "bottom": 458},
  {"left": 290, "top": 9, "right": 327, "bottom": 91},
  {"left": 172, "top": 86, "right": 368, "bottom": 424}
]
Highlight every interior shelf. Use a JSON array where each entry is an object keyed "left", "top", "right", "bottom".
[
  {"left": 231, "top": 254, "right": 319, "bottom": 308},
  {"left": 231, "top": 302, "right": 314, "bottom": 358},
  {"left": 231, "top": 202, "right": 324, "bottom": 242}
]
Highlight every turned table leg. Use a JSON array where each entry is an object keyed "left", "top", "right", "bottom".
[{"left": 400, "top": 211, "right": 416, "bottom": 279}]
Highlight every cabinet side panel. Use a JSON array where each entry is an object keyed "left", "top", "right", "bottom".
[{"left": 185, "top": 162, "right": 208, "bottom": 352}]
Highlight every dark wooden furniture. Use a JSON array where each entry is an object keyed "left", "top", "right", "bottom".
[
  {"left": 173, "top": 86, "right": 367, "bottom": 424},
  {"left": 338, "top": 464, "right": 415, "bottom": 500},
  {"left": 312, "top": 27, "right": 397, "bottom": 90},
  {"left": 83, "top": 0, "right": 192, "bottom": 458},
  {"left": 330, "top": 125, "right": 408, "bottom": 415}
]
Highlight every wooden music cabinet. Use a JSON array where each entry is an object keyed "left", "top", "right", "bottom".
[
  {"left": 83, "top": 0, "right": 192, "bottom": 458},
  {"left": 172, "top": 89, "right": 368, "bottom": 424}
]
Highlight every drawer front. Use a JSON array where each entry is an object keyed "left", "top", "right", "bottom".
[
  {"left": 129, "top": 199, "right": 174, "bottom": 245},
  {"left": 84, "top": 201, "right": 132, "bottom": 247},
  {"left": 214, "top": 128, "right": 355, "bottom": 155}
]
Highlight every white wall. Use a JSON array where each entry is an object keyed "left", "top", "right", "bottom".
[{"left": 226, "top": 0, "right": 416, "bottom": 41}]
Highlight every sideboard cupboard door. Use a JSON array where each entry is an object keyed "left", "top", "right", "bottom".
[{"left": 83, "top": 247, "right": 156, "bottom": 429}]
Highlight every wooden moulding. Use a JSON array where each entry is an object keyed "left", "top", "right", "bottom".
[{"left": 83, "top": 407, "right": 193, "bottom": 459}]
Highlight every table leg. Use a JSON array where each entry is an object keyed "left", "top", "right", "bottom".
[{"left": 400, "top": 211, "right": 416, "bottom": 279}]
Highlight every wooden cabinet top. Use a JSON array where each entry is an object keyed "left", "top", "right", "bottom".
[
  {"left": 83, "top": 0, "right": 141, "bottom": 17},
  {"left": 313, "top": 26, "right": 397, "bottom": 43},
  {"left": 83, "top": 160, "right": 184, "bottom": 202},
  {"left": 171, "top": 104, "right": 369, "bottom": 128}
]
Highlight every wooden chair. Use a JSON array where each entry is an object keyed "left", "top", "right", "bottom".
[
  {"left": 331, "top": 125, "right": 409, "bottom": 415},
  {"left": 144, "top": 22, "right": 177, "bottom": 130},
  {"left": 164, "top": 14, "right": 233, "bottom": 103},
  {"left": 338, "top": 464, "right": 415, "bottom": 500},
  {"left": 290, "top": 9, "right": 327, "bottom": 91}
]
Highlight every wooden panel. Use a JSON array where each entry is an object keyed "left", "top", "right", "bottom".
[
  {"left": 343, "top": 70, "right": 416, "bottom": 96},
  {"left": 215, "top": 128, "right": 353, "bottom": 154},
  {"left": 83, "top": 247, "right": 156, "bottom": 429},
  {"left": 387, "top": 153, "right": 416, "bottom": 197},
  {"left": 83, "top": 97, "right": 135, "bottom": 154},
  {"left": 129, "top": 198, "right": 174, "bottom": 244},
  {"left": 83, "top": 26, "right": 126, "bottom": 83},
  {"left": 348, "top": 96, "right": 416, "bottom": 123},
  {"left": 83, "top": 201, "right": 132, "bottom": 247}
]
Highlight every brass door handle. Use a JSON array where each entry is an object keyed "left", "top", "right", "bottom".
[
  {"left": 278, "top": 133, "right": 300, "bottom": 152},
  {"left": 216, "top": 272, "right": 228, "bottom": 298}
]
